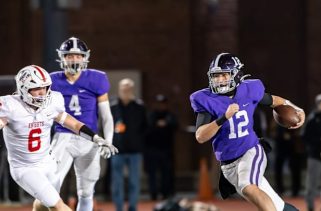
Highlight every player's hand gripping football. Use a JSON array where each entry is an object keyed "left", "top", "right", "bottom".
[
  {"left": 225, "top": 103, "right": 239, "bottom": 119},
  {"left": 285, "top": 100, "right": 306, "bottom": 129},
  {"left": 93, "top": 135, "right": 119, "bottom": 159},
  {"left": 290, "top": 109, "right": 305, "bottom": 129}
]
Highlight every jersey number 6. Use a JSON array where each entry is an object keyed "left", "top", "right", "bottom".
[{"left": 28, "top": 128, "right": 42, "bottom": 152}]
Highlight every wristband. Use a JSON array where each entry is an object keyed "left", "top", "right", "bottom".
[
  {"left": 79, "top": 125, "right": 96, "bottom": 142},
  {"left": 216, "top": 115, "right": 228, "bottom": 126}
]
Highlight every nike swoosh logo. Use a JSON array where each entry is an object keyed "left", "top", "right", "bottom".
[
  {"left": 79, "top": 90, "right": 86, "bottom": 93},
  {"left": 243, "top": 103, "right": 250, "bottom": 107}
]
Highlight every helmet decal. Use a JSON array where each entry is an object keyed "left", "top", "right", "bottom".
[{"left": 32, "top": 65, "right": 47, "bottom": 82}]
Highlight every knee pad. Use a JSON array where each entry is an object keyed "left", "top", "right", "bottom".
[{"left": 77, "top": 187, "right": 94, "bottom": 198}]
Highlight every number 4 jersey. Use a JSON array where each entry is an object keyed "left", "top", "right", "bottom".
[
  {"left": 190, "top": 79, "right": 265, "bottom": 161},
  {"left": 50, "top": 69, "right": 110, "bottom": 134},
  {"left": 0, "top": 91, "right": 65, "bottom": 168}
]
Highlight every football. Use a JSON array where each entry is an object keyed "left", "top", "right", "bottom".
[{"left": 273, "top": 105, "right": 300, "bottom": 128}]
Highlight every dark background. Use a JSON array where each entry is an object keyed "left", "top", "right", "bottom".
[{"left": 1, "top": 0, "right": 320, "bottom": 173}]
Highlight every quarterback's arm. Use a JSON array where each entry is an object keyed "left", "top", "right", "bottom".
[
  {"left": 259, "top": 93, "right": 305, "bottom": 128},
  {"left": 195, "top": 103, "right": 239, "bottom": 143},
  {"left": 97, "top": 93, "right": 114, "bottom": 145},
  {"left": 271, "top": 95, "right": 286, "bottom": 108},
  {"left": 195, "top": 112, "right": 221, "bottom": 144},
  {"left": 0, "top": 117, "right": 7, "bottom": 129},
  {"left": 272, "top": 95, "right": 305, "bottom": 128},
  {"left": 259, "top": 93, "right": 300, "bottom": 109}
]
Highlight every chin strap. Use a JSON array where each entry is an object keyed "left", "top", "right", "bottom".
[
  {"left": 239, "top": 74, "right": 251, "bottom": 81},
  {"left": 222, "top": 89, "right": 236, "bottom": 96}
]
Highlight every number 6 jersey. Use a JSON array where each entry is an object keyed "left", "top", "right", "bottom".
[
  {"left": 190, "top": 79, "right": 265, "bottom": 161},
  {"left": 0, "top": 91, "right": 65, "bottom": 168}
]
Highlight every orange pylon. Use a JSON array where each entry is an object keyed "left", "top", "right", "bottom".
[{"left": 197, "top": 157, "right": 214, "bottom": 201}]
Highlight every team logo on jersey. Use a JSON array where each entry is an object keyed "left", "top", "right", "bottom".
[{"left": 28, "top": 121, "right": 44, "bottom": 128}]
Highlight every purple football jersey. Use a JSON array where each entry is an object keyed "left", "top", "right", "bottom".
[
  {"left": 190, "top": 79, "right": 265, "bottom": 161},
  {"left": 50, "top": 69, "right": 110, "bottom": 133}
]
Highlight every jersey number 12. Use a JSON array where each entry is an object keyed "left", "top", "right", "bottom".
[{"left": 228, "top": 110, "right": 249, "bottom": 139}]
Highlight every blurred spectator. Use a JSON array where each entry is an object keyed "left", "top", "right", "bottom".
[
  {"left": 144, "top": 94, "right": 178, "bottom": 200},
  {"left": 302, "top": 94, "right": 321, "bottom": 211},
  {"left": 110, "top": 78, "right": 147, "bottom": 211},
  {"left": 272, "top": 124, "right": 303, "bottom": 196}
]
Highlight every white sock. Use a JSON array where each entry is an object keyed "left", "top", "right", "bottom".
[
  {"left": 259, "top": 177, "right": 285, "bottom": 211},
  {"left": 76, "top": 196, "right": 93, "bottom": 211}
]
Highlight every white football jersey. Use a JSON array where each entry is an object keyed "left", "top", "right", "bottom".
[{"left": 0, "top": 91, "right": 65, "bottom": 168}]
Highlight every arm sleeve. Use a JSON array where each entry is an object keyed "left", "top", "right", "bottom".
[
  {"left": 98, "top": 101, "right": 114, "bottom": 145},
  {"left": 196, "top": 112, "right": 212, "bottom": 129},
  {"left": 259, "top": 93, "right": 273, "bottom": 106}
]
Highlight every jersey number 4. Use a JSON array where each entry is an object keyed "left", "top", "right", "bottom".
[
  {"left": 228, "top": 110, "right": 249, "bottom": 139},
  {"left": 69, "top": 95, "right": 82, "bottom": 116},
  {"left": 28, "top": 128, "right": 41, "bottom": 152}
]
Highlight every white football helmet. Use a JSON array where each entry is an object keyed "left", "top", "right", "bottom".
[
  {"left": 56, "top": 37, "right": 90, "bottom": 75},
  {"left": 15, "top": 65, "right": 52, "bottom": 108}
]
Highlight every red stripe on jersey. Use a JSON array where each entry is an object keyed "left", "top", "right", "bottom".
[{"left": 32, "top": 65, "right": 46, "bottom": 82}]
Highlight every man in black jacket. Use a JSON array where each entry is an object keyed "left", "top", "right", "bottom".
[
  {"left": 144, "top": 94, "right": 178, "bottom": 200},
  {"left": 302, "top": 94, "right": 321, "bottom": 211},
  {"left": 110, "top": 78, "right": 147, "bottom": 211}
]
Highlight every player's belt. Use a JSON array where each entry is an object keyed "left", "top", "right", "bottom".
[{"left": 220, "top": 155, "right": 242, "bottom": 165}]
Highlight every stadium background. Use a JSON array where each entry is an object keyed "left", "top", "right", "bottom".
[{"left": 0, "top": 0, "right": 321, "bottom": 210}]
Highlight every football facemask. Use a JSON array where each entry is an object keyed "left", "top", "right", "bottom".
[{"left": 57, "top": 37, "right": 90, "bottom": 75}]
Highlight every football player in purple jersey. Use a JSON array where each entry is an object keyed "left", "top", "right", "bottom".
[
  {"left": 190, "top": 53, "right": 305, "bottom": 211},
  {"left": 50, "top": 37, "right": 116, "bottom": 211}
]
